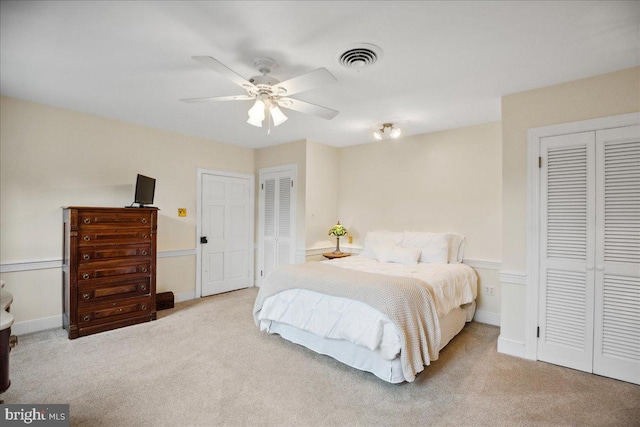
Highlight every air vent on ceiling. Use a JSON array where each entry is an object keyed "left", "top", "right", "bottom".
[{"left": 338, "top": 43, "right": 383, "bottom": 70}]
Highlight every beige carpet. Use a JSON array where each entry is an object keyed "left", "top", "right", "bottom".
[{"left": 3, "top": 287, "right": 639, "bottom": 426}]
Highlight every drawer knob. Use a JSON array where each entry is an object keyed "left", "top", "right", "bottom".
[
  {"left": 141, "top": 267, "right": 148, "bottom": 273},
  {"left": 83, "top": 235, "right": 90, "bottom": 241},
  {"left": 141, "top": 304, "right": 147, "bottom": 310},
  {"left": 141, "top": 250, "right": 147, "bottom": 256},
  {"left": 83, "top": 293, "right": 90, "bottom": 300},
  {"left": 141, "top": 218, "right": 147, "bottom": 224},
  {"left": 83, "top": 273, "right": 90, "bottom": 280},
  {"left": 140, "top": 285, "right": 147, "bottom": 291},
  {"left": 142, "top": 233, "right": 147, "bottom": 239},
  {"left": 83, "top": 315, "right": 90, "bottom": 322},
  {"left": 83, "top": 218, "right": 91, "bottom": 224},
  {"left": 83, "top": 254, "right": 90, "bottom": 260}
]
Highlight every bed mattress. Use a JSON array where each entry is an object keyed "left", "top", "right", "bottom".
[
  {"left": 258, "top": 257, "right": 477, "bottom": 360},
  {"left": 268, "top": 301, "right": 475, "bottom": 383}
]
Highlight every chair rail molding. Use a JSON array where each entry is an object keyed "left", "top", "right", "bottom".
[
  {"left": 1, "top": 249, "right": 198, "bottom": 273},
  {"left": 499, "top": 270, "right": 527, "bottom": 286}
]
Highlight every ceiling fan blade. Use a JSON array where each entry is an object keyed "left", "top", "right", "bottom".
[
  {"left": 180, "top": 95, "right": 254, "bottom": 103},
  {"left": 272, "top": 68, "right": 337, "bottom": 97},
  {"left": 278, "top": 98, "right": 339, "bottom": 120},
  {"left": 192, "top": 56, "right": 257, "bottom": 91}
]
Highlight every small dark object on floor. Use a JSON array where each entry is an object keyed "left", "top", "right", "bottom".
[{"left": 156, "top": 291, "right": 174, "bottom": 310}]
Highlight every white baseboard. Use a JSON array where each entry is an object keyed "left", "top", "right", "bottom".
[
  {"left": 473, "top": 310, "right": 500, "bottom": 326},
  {"left": 12, "top": 314, "right": 62, "bottom": 336},
  {"left": 497, "top": 335, "right": 526, "bottom": 358},
  {"left": 175, "top": 290, "right": 196, "bottom": 302}
]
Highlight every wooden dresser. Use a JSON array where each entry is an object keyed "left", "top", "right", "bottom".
[{"left": 63, "top": 207, "right": 158, "bottom": 339}]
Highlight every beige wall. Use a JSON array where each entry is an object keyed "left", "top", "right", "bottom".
[
  {"left": 500, "top": 66, "right": 640, "bottom": 343},
  {"left": 305, "top": 140, "right": 339, "bottom": 252},
  {"left": 0, "top": 96, "right": 254, "bottom": 323},
  {"left": 337, "top": 121, "right": 502, "bottom": 260}
]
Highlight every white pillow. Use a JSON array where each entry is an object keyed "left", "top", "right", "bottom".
[
  {"left": 371, "top": 242, "right": 396, "bottom": 262},
  {"left": 447, "top": 233, "right": 466, "bottom": 263},
  {"left": 402, "top": 231, "right": 449, "bottom": 264},
  {"left": 360, "top": 231, "right": 404, "bottom": 258},
  {"left": 372, "top": 242, "right": 421, "bottom": 265}
]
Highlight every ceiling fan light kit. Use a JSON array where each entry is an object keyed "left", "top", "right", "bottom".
[
  {"left": 270, "top": 105, "right": 288, "bottom": 126},
  {"left": 247, "top": 99, "right": 266, "bottom": 127},
  {"left": 181, "top": 55, "right": 338, "bottom": 133},
  {"left": 373, "top": 123, "right": 401, "bottom": 141}
]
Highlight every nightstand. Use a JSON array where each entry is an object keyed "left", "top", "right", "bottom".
[{"left": 322, "top": 252, "right": 352, "bottom": 260}]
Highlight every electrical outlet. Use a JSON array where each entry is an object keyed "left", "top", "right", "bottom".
[{"left": 484, "top": 286, "right": 495, "bottom": 296}]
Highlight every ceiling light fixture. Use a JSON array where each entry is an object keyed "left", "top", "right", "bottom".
[
  {"left": 373, "top": 123, "right": 402, "bottom": 140},
  {"left": 247, "top": 99, "right": 266, "bottom": 127},
  {"left": 269, "top": 104, "right": 288, "bottom": 126},
  {"left": 247, "top": 98, "right": 288, "bottom": 129}
]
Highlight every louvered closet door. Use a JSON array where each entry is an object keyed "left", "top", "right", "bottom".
[
  {"left": 276, "top": 174, "right": 294, "bottom": 268},
  {"left": 263, "top": 176, "right": 278, "bottom": 279},
  {"left": 260, "top": 169, "right": 296, "bottom": 281},
  {"left": 538, "top": 132, "right": 596, "bottom": 372},
  {"left": 593, "top": 125, "right": 640, "bottom": 385}
]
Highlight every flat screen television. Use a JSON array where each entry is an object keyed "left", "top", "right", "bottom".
[{"left": 134, "top": 174, "right": 156, "bottom": 207}]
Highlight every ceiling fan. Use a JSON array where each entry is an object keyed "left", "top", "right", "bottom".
[{"left": 181, "top": 56, "right": 339, "bottom": 130}]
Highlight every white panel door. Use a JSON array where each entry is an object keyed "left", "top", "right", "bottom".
[
  {"left": 593, "top": 125, "right": 640, "bottom": 385},
  {"left": 201, "top": 174, "right": 252, "bottom": 296},
  {"left": 259, "top": 166, "right": 296, "bottom": 283},
  {"left": 538, "top": 131, "right": 596, "bottom": 372}
]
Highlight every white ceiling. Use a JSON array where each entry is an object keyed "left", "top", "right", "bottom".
[{"left": 1, "top": 1, "right": 638, "bottom": 149}]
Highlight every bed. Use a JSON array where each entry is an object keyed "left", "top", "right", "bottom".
[{"left": 253, "top": 231, "right": 478, "bottom": 383}]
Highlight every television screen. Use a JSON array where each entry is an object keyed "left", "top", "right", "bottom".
[{"left": 134, "top": 174, "right": 156, "bottom": 207}]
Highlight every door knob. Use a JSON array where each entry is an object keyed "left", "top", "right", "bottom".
[{"left": 200, "top": 236, "right": 208, "bottom": 244}]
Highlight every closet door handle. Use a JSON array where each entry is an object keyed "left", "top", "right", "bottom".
[
  {"left": 596, "top": 265, "right": 604, "bottom": 271},
  {"left": 586, "top": 265, "right": 593, "bottom": 270}
]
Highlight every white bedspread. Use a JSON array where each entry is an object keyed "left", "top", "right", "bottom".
[
  {"left": 326, "top": 256, "right": 477, "bottom": 316},
  {"left": 258, "top": 257, "right": 477, "bottom": 361}
]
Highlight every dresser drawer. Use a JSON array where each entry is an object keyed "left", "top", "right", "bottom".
[
  {"left": 78, "top": 211, "right": 152, "bottom": 228},
  {"left": 78, "top": 259, "right": 151, "bottom": 282},
  {"left": 77, "top": 296, "right": 152, "bottom": 326},
  {"left": 78, "top": 244, "right": 151, "bottom": 263},
  {"left": 78, "top": 278, "right": 150, "bottom": 306},
  {"left": 78, "top": 228, "right": 151, "bottom": 246}
]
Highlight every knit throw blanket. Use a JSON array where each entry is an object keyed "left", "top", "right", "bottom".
[{"left": 253, "top": 262, "right": 441, "bottom": 382}]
